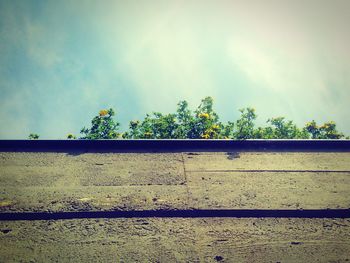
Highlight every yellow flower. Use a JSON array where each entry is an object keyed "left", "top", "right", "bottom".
[
  {"left": 201, "top": 133, "right": 210, "bottom": 139},
  {"left": 99, "top": 109, "right": 108, "bottom": 116},
  {"left": 198, "top": 113, "right": 210, "bottom": 119},
  {"left": 212, "top": 124, "right": 219, "bottom": 130},
  {"left": 144, "top": 132, "right": 152, "bottom": 138}
]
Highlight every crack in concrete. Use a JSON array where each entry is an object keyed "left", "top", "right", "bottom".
[{"left": 181, "top": 153, "right": 191, "bottom": 209}]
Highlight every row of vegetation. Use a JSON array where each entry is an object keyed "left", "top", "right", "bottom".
[{"left": 29, "top": 97, "right": 347, "bottom": 140}]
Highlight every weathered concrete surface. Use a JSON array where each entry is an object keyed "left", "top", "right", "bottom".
[
  {"left": 0, "top": 185, "right": 189, "bottom": 212},
  {"left": 187, "top": 171, "right": 350, "bottom": 209},
  {"left": 184, "top": 152, "right": 350, "bottom": 171},
  {"left": 1, "top": 218, "right": 349, "bottom": 262},
  {"left": 0, "top": 152, "right": 186, "bottom": 187},
  {"left": 1, "top": 151, "right": 350, "bottom": 262},
  {"left": 1, "top": 152, "right": 350, "bottom": 211}
]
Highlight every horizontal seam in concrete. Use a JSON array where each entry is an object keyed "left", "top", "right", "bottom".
[
  {"left": 187, "top": 170, "right": 350, "bottom": 173},
  {"left": 1, "top": 139, "right": 350, "bottom": 152},
  {"left": 1, "top": 209, "right": 349, "bottom": 221}
]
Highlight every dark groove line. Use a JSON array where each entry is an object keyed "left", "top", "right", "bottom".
[
  {"left": 1, "top": 139, "right": 350, "bottom": 153},
  {"left": 187, "top": 170, "right": 350, "bottom": 173},
  {"left": 0, "top": 209, "right": 349, "bottom": 221},
  {"left": 181, "top": 153, "right": 191, "bottom": 206}
]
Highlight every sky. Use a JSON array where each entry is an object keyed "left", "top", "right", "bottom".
[{"left": 0, "top": 0, "right": 349, "bottom": 139}]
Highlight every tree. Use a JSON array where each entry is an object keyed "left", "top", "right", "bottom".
[
  {"left": 124, "top": 96, "right": 234, "bottom": 139},
  {"left": 319, "top": 121, "right": 344, "bottom": 139},
  {"left": 80, "top": 109, "right": 120, "bottom": 139},
  {"left": 67, "top": 134, "right": 76, "bottom": 139},
  {"left": 234, "top": 108, "right": 257, "bottom": 139},
  {"left": 124, "top": 112, "right": 179, "bottom": 139},
  {"left": 74, "top": 97, "right": 347, "bottom": 140},
  {"left": 192, "top": 96, "right": 223, "bottom": 139},
  {"left": 264, "top": 117, "right": 309, "bottom": 139},
  {"left": 174, "top": 100, "right": 194, "bottom": 138},
  {"left": 305, "top": 120, "right": 319, "bottom": 139},
  {"left": 220, "top": 121, "right": 235, "bottom": 139},
  {"left": 174, "top": 96, "right": 233, "bottom": 139},
  {"left": 28, "top": 133, "right": 39, "bottom": 139},
  {"left": 305, "top": 120, "right": 344, "bottom": 139}
]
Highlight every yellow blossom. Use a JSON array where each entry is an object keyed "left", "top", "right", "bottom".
[
  {"left": 198, "top": 113, "right": 210, "bottom": 119},
  {"left": 144, "top": 132, "right": 152, "bottom": 138},
  {"left": 99, "top": 109, "right": 108, "bottom": 116},
  {"left": 201, "top": 133, "right": 210, "bottom": 139}
]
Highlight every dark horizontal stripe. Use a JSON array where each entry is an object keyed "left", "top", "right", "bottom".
[
  {"left": 188, "top": 170, "right": 350, "bottom": 173},
  {"left": 0, "top": 139, "right": 350, "bottom": 152},
  {"left": 0, "top": 209, "right": 349, "bottom": 221}
]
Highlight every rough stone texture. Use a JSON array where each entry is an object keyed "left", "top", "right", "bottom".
[
  {"left": 0, "top": 218, "right": 349, "bottom": 262},
  {"left": 183, "top": 152, "right": 350, "bottom": 171},
  {"left": 187, "top": 171, "right": 350, "bottom": 209},
  {"left": 1, "top": 151, "right": 350, "bottom": 262},
  {"left": 0, "top": 152, "right": 186, "bottom": 187},
  {"left": 0, "top": 185, "right": 189, "bottom": 212},
  {"left": 1, "top": 152, "right": 350, "bottom": 211}
]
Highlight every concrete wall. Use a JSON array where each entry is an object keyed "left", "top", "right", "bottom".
[{"left": 1, "top": 148, "right": 350, "bottom": 262}]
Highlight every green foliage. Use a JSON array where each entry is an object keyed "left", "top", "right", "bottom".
[
  {"left": 28, "top": 133, "right": 39, "bottom": 139},
  {"left": 174, "top": 100, "right": 193, "bottom": 138},
  {"left": 77, "top": 97, "right": 347, "bottom": 140},
  {"left": 124, "top": 97, "right": 234, "bottom": 139},
  {"left": 262, "top": 117, "right": 309, "bottom": 139},
  {"left": 234, "top": 108, "right": 256, "bottom": 139},
  {"left": 80, "top": 108, "right": 120, "bottom": 139},
  {"left": 192, "top": 96, "right": 222, "bottom": 139},
  {"left": 67, "top": 134, "right": 77, "bottom": 139},
  {"left": 305, "top": 120, "right": 344, "bottom": 139},
  {"left": 124, "top": 112, "right": 178, "bottom": 139}
]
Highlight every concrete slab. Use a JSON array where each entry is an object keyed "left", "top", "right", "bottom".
[
  {"left": 0, "top": 152, "right": 186, "bottom": 187},
  {"left": 1, "top": 149, "right": 350, "bottom": 262},
  {"left": 187, "top": 171, "right": 350, "bottom": 209},
  {"left": 1, "top": 218, "right": 349, "bottom": 262},
  {"left": 183, "top": 152, "right": 350, "bottom": 171},
  {"left": 0, "top": 185, "right": 189, "bottom": 212},
  {"left": 1, "top": 152, "right": 350, "bottom": 212}
]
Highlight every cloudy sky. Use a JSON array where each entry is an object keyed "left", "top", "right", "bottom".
[{"left": 1, "top": 0, "right": 349, "bottom": 139}]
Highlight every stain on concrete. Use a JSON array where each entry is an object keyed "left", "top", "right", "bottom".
[{"left": 226, "top": 152, "right": 240, "bottom": 160}]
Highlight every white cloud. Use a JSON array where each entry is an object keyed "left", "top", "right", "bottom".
[
  {"left": 25, "top": 22, "right": 63, "bottom": 68},
  {"left": 1, "top": 0, "right": 350, "bottom": 138}
]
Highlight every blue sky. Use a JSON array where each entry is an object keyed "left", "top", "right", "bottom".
[{"left": 1, "top": 0, "right": 349, "bottom": 139}]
